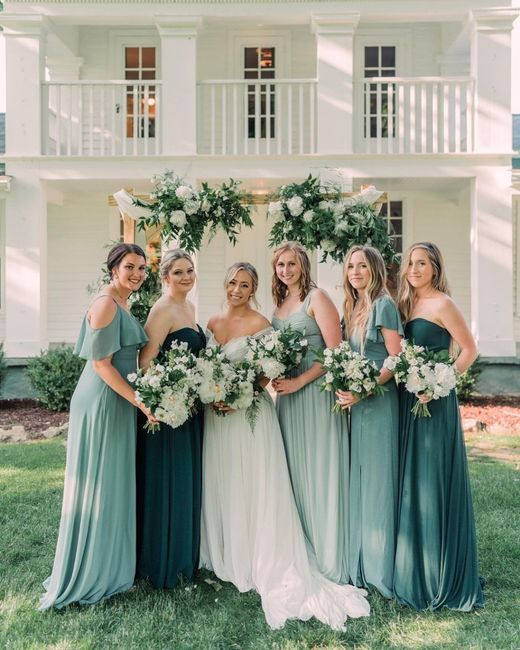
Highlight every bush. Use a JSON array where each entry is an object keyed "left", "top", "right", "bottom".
[
  {"left": 26, "top": 346, "right": 85, "bottom": 411},
  {"left": 456, "top": 357, "right": 481, "bottom": 402},
  {"left": 0, "top": 342, "right": 7, "bottom": 390}
]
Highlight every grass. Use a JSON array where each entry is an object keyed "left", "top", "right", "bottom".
[{"left": 0, "top": 436, "right": 519, "bottom": 649}]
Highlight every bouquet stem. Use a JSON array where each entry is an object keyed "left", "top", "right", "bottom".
[{"left": 411, "top": 399, "right": 432, "bottom": 418}]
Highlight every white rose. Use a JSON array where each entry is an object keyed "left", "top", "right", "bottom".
[
  {"left": 286, "top": 196, "right": 304, "bottom": 217},
  {"left": 320, "top": 239, "right": 336, "bottom": 253},
  {"left": 303, "top": 210, "right": 314, "bottom": 223},
  {"left": 268, "top": 201, "right": 284, "bottom": 223},
  {"left": 170, "top": 210, "right": 187, "bottom": 228},
  {"left": 184, "top": 200, "right": 199, "bottom": 216},
  {"left": 383, "top": 357, "right": 397, "bottom": 371},
  {"left": 127, "top": 373, "right": 138, "bottom": 383},
  {"left": 175, "top": 185, "right": 194, "bottom": 200},
  {"left": 260, "top": 358, "right": 286, "bottom": 380}
]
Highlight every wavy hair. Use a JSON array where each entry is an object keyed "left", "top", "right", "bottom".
[
  {"left": 271, "top": 241, "right": 316, "bottom": 307},
  {"left": 397, "top": 241, "right": 450, "bottom": 323},
  {"left": 159, "top": 249, "right": 194, "bottom": 281},
  {"left": 343, "top": 245, "right": 388, "bottom": 350},
  {"left": 225, "top": 261, "right": 260, "bottom": 309}
]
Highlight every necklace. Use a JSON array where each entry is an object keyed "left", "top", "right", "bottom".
[{"left": 109, "top": 282, "right": 128, "bottom": 306}]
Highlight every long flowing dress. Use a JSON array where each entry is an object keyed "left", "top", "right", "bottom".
[
  {"left": 40, "top": 304, "right": 147, "bottom": 610},
  {"left": 393, "top": 318, "right": 484, "bottom": 611},
  {"left": 272, "top": 291, "right": 349, "bottom": 582},
  {"left": 347, "top": 295, "right": 403, "bottom": 598},
  {"left": 136, "top": 327, "right": 205, "bottom": 589},
  {"left": 200, "top": 329, "right": 370, "bottom": 631}
]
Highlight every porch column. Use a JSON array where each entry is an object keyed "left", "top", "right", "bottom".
[
  {"left": 470, "top": 8, "right": 519, "bottom": 153},
  {"left": 311, "top": 13, "right": 359, "bottom": 154},
  {"left": 4, "top": 164, "right": 48, "bottom": 357},
  {"left": 1, "top": 15, "right": 46, "bottom": 156},
  {"left": 155, "top": 16, "right": 201, "bottom": 155},
  {"left": 471, "top": 167, "right": 515, "bottom": 357}
]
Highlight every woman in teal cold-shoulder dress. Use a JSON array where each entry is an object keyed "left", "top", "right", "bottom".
[
  {"left": 40, "top": 244, "right": 155, "bottom": 611},
  {"left": 393, "top": 242, "right": 484, "bottom": 611},
  {"left": 271, "top": 242, "right": 349, "bottom": 583},
  {"left": 336, "top": 246, "right": 403, "bottom": 599}
]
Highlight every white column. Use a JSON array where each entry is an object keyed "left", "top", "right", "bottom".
[
  {"left": 471, "top": 167, "right": 516, "bottom": 357},
  {"left": 311, "top": 13, "right": 359, "bottom": 154},
  {"left": 1, "top": 15, "right": 46, "bottom": 156},
  {"left": 471, "top": 8, "right": 520, "bottom": 153},
  {"left": 4, "top": 164, "right": 48, "bottom": 357},
  {"left": 155, "top": 16, "right": 201, "bottom": 155}
]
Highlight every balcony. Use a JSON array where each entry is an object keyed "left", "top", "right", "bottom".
[{"left": 41, "top": 76, "right": 474, "bottom": 157}]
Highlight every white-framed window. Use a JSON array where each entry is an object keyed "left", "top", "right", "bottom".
[
  {"left": 364, "top": 45, "right": 396, "bottom": 139},
  {"left": 244, "top": 47, "right": 276, "bottom": 139},
  {"left": 379, "top": 199, "right": 404, "bottom": 255},
  {"left": 124, "top": 46, "right": 157, "bottom": 139}
]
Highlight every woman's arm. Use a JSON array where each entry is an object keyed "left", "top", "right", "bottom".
[
  {"left": 439, "top": 298, "right": 478, "bottom": 374},
  {"left": 139, "top": 302, "right": 172, "bottom": 370}
]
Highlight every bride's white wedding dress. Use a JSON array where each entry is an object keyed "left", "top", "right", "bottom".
[{"left": 200, "top": 330, "right": 370, "bottom": 630}]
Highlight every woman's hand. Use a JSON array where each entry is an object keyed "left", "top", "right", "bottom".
[
  {"left": 212, "top": 402, "right": 235, "bottom": 414},
  {"left": 417, "top": 392, "right": 432, "bottom": 405},
  {"left": 138, "top": 402, "right": 159, "bottom": 425},
  {"left": 272, "top": 376, "right": 303, "bottom": 395},
  {"left": 335, "top": 390, "right": 361, "bottom": 410}
]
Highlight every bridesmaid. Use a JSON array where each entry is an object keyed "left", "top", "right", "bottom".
[
  {"left": 136, "top": 249, "right": 205, "bottom": 589},
  {"left": 336, "top": 245, "right": 403, "bottom": 598},
  {"left": 40, "top": 243, "right": 155, "bottom": 610},
  {"left": 271, "top": 241, "right": 348, "bottom": 582},
  {"left": 137, "top": 249, "right": 206, "bottom": 589},
  {"left": 393, "top": 241, "right": 484, "bottom": 611}
]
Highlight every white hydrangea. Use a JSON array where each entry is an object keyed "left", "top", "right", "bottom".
[
  {"left": 184, "top": 200, "right": 199, "bottom": 216},
  {"left": 175, "top": 185, "right": 194, "bottom": 200},
  {"left": 303, "top": 210, "right": 314, "bottom": 223},
  {"left": 260, "top": 358, "right": 286, "bottom": 380},
  {"left": 170, "top": 210, "right": 187, "bottom": 228},
  {"left": 268, "top": 201, "right": 284, "bottom": 222},
  {"left": 286, "top": 195, "right": 304, "bottom": 217}
]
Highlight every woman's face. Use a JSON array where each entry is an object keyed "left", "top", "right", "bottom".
[
  {"left": 114, "top": 253, "right": 147, "bottom": 292},
  {"left": 406, "top": 247, "right": 435, "bottom": 290},
  {"left": 275, "top": 250, "right": 302, "bottom": 289},
  {"left": 164, "top": 257, "right": 196, "bottom": 294},
  {"left": 346, "top": 250, "right": 370, "bottom": 293},
  {"left": 226, "top": 269, "right": 254, "bottom": 306}
]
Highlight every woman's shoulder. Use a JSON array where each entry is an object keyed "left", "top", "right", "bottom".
[
  {"left": 88, "top": 293, "right": 119, "bottom": 329},
  {"left": 373, "top": 293, "right": 398, "bottom": 311},
  {"left": 249, "top": 311, "right": 271, "bottom": 332}
]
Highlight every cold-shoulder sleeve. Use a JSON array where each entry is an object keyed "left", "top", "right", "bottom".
[
  {"left": 74, "top": 309, "right": 147, "bottom": 360},
  {"left": 366, "top": 295, "right": 404, "bottom": 344}
]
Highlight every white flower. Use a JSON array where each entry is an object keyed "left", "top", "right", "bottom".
[
  {"left": 170, "top": 210, "right": 187, "bottom": 228},
  {"left": 127, "top": 373, "right": 137, "bottom": 383},
  {"left": 268, "top": 201, "right": 284, "bottom": 223},
  {"left": 320, "top": 239, "right": 336, "bottom": 253},
  {"left": 318, "top": 200, "right": 332, "bottom": 211},
  {"left": 155, "top": 364, "right": 165, "bottom": 373},
  {"left": 286, "top": 196, "right": 304, "bottom": 217},
  {"left": 303, "top": 210, "right": 314, "bottom": 223},
  {"left": 184, "top": 200, "right": 199, "bottom": 216},
  {"left": 334, "top": 220, "right": 349, "bottom": 234},
  {"left": 260, "top": 358, "right": 286, "bottom": 380},
  {"left": 325, "top": 372, "right": 334, "bottom": 384},
  {"left": 201, "top": 198, "right": 211, "bottom": 213},
  {"left": 383, "top": 357, "right": 397, "bottom": 371},
  {"left": 175, "top": 185, "right": 194, "bottom": 200}
]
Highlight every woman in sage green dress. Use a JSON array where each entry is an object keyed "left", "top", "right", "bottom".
[
  {"left": 271, "top": 242, "right": 349, "bottom": 583},
  {"left": 136, "top": 250, "right": 205, "bottom": 589},
  {"left": 336, "top": 246, "right": 403, "bottom": 598},
  {"left": 393, "top": 242, "right": 484, "bottom": 611},
  {"left": 40, "top": 244, "right": 155, "bottom": 610}
]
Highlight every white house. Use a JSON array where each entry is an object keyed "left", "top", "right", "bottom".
[{"left": 0, "top": 0, "right": 519, "bottom": 391}]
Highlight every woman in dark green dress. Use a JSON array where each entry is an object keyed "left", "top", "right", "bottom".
[
  {"left": 136, "top": 249, "right": 205, "bottom": 589},
  {"left": 336, "top": 246, "right": 403, "bottom": 598},
  {"left": 393, "top": 241, "right": 484, "bottom": 611},
  {"left": 40, "top": 244, "right": 155, "bottom": 610}
]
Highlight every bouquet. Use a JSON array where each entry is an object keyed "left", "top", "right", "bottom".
[
  {"left": 245, "top": 325, "right": 308, "bottom": 380},
  {"left": 196, "top": 346, "right": 261, "bottom": 430},
  {"left": 128, "top": 340, "right": 201, "bottom": 432},
  {"left": 316, "top": 341, "right": 386, "bottom": 413},
  {"left": 384, "top": 339, "right": 457, "bottom": 417}
]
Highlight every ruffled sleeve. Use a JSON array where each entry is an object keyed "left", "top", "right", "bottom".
[
  {"left": 74, "top": 308, "right": 147, "bottom": 360},
  {"left": 366, "top": 295, "right": 404, "bottom": 344}
]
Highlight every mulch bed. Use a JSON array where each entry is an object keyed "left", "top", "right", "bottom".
[{"left": 460, "top": 396, "right": 520, "bottom": 431}]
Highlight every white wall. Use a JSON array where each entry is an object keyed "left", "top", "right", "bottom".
[{"left": 512, "top": 1, "right": 520, "bottom": 114}]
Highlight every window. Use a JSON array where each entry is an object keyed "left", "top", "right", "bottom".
[
  {"left": 364, "top": 46, "right": 396, "bottom": 139},
  {"left": 244, "top": 47, "right": 275, "bottom": 139},
  {"left": 125, "top": 47, "right": 157, "bottom": 139},
  {"left": 379, "top": 199, "right": 403, "bottom": 254}
]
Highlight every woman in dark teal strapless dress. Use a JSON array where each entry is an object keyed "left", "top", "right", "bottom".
[
  {"left": 136, "top": 250, "right": 205, "bottom": 589},
  {"left": 393, "top": 242, "right": 484, "bottom": 611}
]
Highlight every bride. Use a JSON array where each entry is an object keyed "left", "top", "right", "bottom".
[{"left": 200, "top": 262, "right": 370, "bottom": 630}]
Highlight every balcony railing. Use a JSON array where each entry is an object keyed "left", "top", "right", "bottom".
[
  {"left": 197, "top": 79, "right": 317, "bottom": 155},
  {"left": 357, "top": 77, "right": 474, "bottom": 154},
  {"left": 42, "top": 81, "right": 162, "bottom": 156}
]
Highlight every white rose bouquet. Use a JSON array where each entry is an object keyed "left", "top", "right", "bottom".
[
  {"left": 316, "top": 341, "right": 386, "bottom": 413},
  {"left": 128, "top": 340, "right": 201, "bottom": 432},
  {"left": 245, "top": 325, "right": 308, "bottom": 380},
  {"left": 383, "top": 339, "right": 457, "bottom": 417},
  {"left": 196, "top": 347, "right": 261, "bottom": 430}
]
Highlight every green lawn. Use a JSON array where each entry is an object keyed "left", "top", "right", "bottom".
[{"left": 1, "top": 437, "right": 519, "bottom": 650}]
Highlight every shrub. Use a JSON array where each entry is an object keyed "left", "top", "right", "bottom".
[
  {"left": 0, "top": 342, "right": 7, "bottom": 390},
  {"left": 456, "top": 357, "right": 481, "bottom": 402},
  {"left": 26, "top": 346, "right": 85, "bottom": 411}
]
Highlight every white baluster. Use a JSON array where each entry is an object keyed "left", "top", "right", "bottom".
[
  {"left": 309, "top": 82, "right": 315, "bottom": 154},
  {"left": 454, "top": 82, "right": 461, "bottom": 153},
  {"left": 287, "top": 84, "right": 293, "bottom": 155},
  {"left": 221, "top": 84, "right": 227, "bottom": 155}
]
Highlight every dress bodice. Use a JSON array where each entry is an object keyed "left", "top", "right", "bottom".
[
  {"left": 404, "top": 318, "right": 451, "bottom": 354},
  {"left": 207, "top": 327, "right": 272, "bottom": 363},
  {"left": 160, "top": 326, "right": 206, "bottom": 358},
  {"left": 271, "top": 291, "right": 325, "bottom": 355}
]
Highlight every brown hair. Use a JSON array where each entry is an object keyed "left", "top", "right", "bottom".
[
  {"left": 343, "top": 245, "right": 389, "bottom": 350},
  {"left": 271, "top": 241, "right": 316, "bottom": 307},
  {"left": 107, "top": 243, "right": 146, "bottom": 277},
  {"left": 398, "top": 241, "right": 451, "bottom": 323},
  {"left": 225, "top": 262, "right": 260, "bottom": 309},
  {"left": 159, "top": 249, "right": 194, "bottom": 280}
]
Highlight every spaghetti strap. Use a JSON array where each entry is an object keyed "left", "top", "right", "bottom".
[
  {"left": 90, "top": 294, "right": 119, "bottom": 307},
  {"left": 302, "top": 289, "right": 315, "bottom": 311}
]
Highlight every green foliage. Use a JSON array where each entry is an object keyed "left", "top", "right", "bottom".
[
  {"left": 26, "top": 346, "right": 85, "bottom": 411},
  {"left": 268, "top": 174, "right": 398, "bottom": 264},
  {"left": 0, "top": 342, "right": 7, "bottom": 389},
  {"left": 128, "top": 268, "right": 162, "bottom": 325},
  {"left": 456, "top": 357, "right": 482, "bottom": 402}
]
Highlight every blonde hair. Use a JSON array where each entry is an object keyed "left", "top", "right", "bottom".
[
  {"left": 398, "top": 241, "right": 451, "bottom": 323},
  {"left": 271, "top": 241, "right": 316, "bottom": 307},
  {"left": 224, "top": 262, "right": 260, "bottom": 309},
  {"left": 343, "top": 245, "right": 389, "bottom": 350},
  {"left": 159, "top": 249, "right": 194, "bottom": 280}
]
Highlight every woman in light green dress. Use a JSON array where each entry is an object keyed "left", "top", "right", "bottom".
[
  {"left": 40, "top": 244, "right": 155, "bottom": 610},
  {"left": 271, "top": 242, "right": 349, "bottom": 583},
  {"left": 336, "top": 246, "right": 403, "bottom": 598}
]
